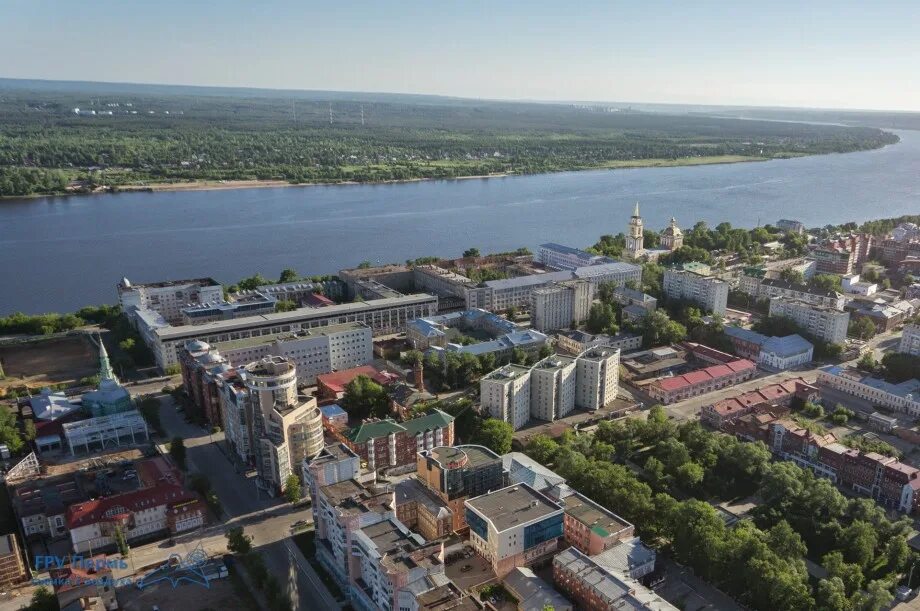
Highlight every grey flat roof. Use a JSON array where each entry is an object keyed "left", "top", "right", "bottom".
[
  {"left": 466, "top": 483, "right": 561, "bottom": 531},
  {"left": 155, "top": 294, "right": 436, "bottom": 340},
  {"left": 214, "top": 322, "right": 369, "bottom": 352},
  {"left": 483, "top": 270, "right": 574, "bottom": 290}
]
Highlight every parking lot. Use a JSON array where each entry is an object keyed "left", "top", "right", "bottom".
[{"left": 445, "top": 544, "right": 495, "bottom": 592}]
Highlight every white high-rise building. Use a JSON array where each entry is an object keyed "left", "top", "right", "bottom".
[
  {"left": 575, "top": 347, "right": 620, "bottom": 411},
  {"left": 236, "top": 356, "right": 324, "bottom": 492},
  {"left": 530, "top": 355, "right": 577, "bottom": 421},
  {"left": 625, "top": 202, "right": 644, "bottom": 259},
  {"left": 768, "top": 297, "right": 850, "bottom": 345},
  {"left": 662, "top": 269, "right": 729, "bottom": 315},
  {"left": 530, "top": 280, "right": 594, "bottom": 333},
  {"left": 480, "top": 364, "right": 532, "bottom": 430},
  {"left": 900, "top": 324, "right": 920, "bottom": 356}
]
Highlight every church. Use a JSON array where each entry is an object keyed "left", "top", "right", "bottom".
[{"left": 624, "top": 203, "right": 683, "bottom": 260}]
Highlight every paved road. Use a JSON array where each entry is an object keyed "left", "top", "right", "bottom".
[{"left": 134, "top": 389, "right": 340, "bottom": 610}]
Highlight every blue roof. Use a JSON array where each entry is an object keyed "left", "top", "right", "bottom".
[
  {"left": 761, "top": 334, "right": 814, "bottom": 356},
  {"left": 724, "top": 326, "right": 769, "bottom": 345},
  {"left": 321, "top": 404, "right": 347, "bottom": 417}
]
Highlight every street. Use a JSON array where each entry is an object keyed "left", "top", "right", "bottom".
[{"left": 131, "top": 385, "right": 340, "bottom": 610}]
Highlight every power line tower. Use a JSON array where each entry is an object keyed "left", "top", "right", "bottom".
[
  {"left": 291, "top": 99, "right": 296, "bottom": 122},
  {"left": 360, "top": 104, "right": 365, "bottom": 126},
  {"left": 328, "top": 102, "right": 333, "bottom": 125}
]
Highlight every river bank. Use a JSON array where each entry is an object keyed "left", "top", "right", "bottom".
[{"left": 0, "top": 153, "right": 777, "bottom": 200}]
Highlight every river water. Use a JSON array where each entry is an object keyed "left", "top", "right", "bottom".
[{"left": 1, "top": 130, "right": 918, "bottom": 315}]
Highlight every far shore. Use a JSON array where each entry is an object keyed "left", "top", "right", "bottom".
[{"left": 1, "top": 154, "right": 778, "bottom": 200}]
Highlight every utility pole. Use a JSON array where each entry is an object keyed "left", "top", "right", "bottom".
[
  {"left": 360, "top": 104, "right": 365, "bottom": 126},
  {"left": 328, "top": 102, "right": 333, "bottom": 125}
]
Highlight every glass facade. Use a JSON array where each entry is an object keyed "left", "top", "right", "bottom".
[
  {"left": 524, "top": 514, "right": 563, "bottom": 549},
  {"left": 466, "top": 509, "right": 488, "bottom": 541}
]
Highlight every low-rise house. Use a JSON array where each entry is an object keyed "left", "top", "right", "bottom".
[
  {"left": 503, "top": 566, "right": 573, "bottom": 611},
  {"left": 316, "top": 365, "right": 400, "bottom": 402},
  {"left": 701, "top": 377, "right": 818, "bottom": 429},
  {"left": 647, "top": 359, "right": 756, "bottom": 404}
]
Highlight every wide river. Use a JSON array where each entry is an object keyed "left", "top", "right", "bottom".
[{"left": 2, "top": 129, "right": 919, "bottom": 315}]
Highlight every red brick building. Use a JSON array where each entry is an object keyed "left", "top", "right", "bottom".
[
  {"left": 334, "top": 409, "right": 454, "bottom": 472},
  {"left": 316, "top": 365, "right": 399, "bottom": 402},
  {"left": 178, "top": 340, "right": 233, "bottom": 425},
  {"left": 648, "top": 359, "right": 756, "bottom": 404},
  {"left": 701, "top": 377, "right": 819, "bottom": 429}
]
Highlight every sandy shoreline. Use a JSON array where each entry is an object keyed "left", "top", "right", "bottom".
[{"left": 0, "top": 155, "right": 773, "bottom": 200}]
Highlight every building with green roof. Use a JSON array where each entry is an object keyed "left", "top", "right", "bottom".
[{"left": 338, "top": 409, "right": 455, "bottom": 472}]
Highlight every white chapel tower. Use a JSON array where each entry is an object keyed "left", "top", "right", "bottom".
[{"left": 625, "top": 202, "right": 644, "bottom": 258}]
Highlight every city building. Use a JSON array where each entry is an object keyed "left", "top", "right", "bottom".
[
  {"left": 481, "top": 364, "right": 533, "bottom": 431},
  {"left": 809, "top": 234, "right": 873, "bottom": 275},
  {"left": 554, "top": 330, "right": 642, "bottom": 355},
  {"left": 748, "top": 278, "right": 845, "bottom": 310},
  {"left": 302, "top": 443, "right": 361, "bottom": 505},
  {"left": 530, "top": 355, "right": 577, "bottom": 422},
  {"left": 412, "top": 264, "right": 476, "bottom": 310},
  {"left": 662, "top": 269, "right": 728, "bottom": 315},
  {"left": 536, "top": 243, "right": 614, "bottom": 271},
  {"left": 503, "top": 566, "right": 574, "bottom": 611},
  {"left": 647, "top": 358, "right": 756, "bottom": 404},
  {"left": 777, "top": 219, "right": 805, "bottom": 234},
  {"left": 50, "top": 555, "right": 118, "bottom": 611},
  {"left": 320, "top": 404, "right": 350, "bottom": 431},
  {"left": 407, "top": 309, "right": 547, "bottom": 361},
  {"left": 203, "top": 322, "right": 374, "bottom": 386},
  {"left": 62, "top": 411, "right": 150, "bottom": 456},
  {"left": 556, "top": 490, "right": 634, "bottom": 555},
  {"left": 416, "top": 445, "right": 506, "bottom": 532},
  {"left": 394, "top": 478, "right": 453, "bottom": 541},
  {"left": 846, "top": 299, "right": 912, "bottom": 333},
  {"left": 841, "top": 274, "right": 878, "bottom": 297},
  {"left": 66, "top": 481, "right": 206, "bottom": 554},
  {"left": 723, "top": 327, "right": 814, "bottom": 370},
  {"left": 316, "top": 365, "right": 399, "bottom": 402},
  {"left": 701, "top": 377, "right": 818, "bottom": 429},
  {"left": 180, "top": 291, "right": 277, "bottom": 324},
  {"left": 659, "top": 217, "right": 683, "bottom": 251},
  {"left": 625, "top": 203, "right": 644, "bottom": 259},
  {"left": 465, "top": 483, "right": 564, "bottom": 577},
  {"left": 553, "top": 547, "right": 677, "bottom": 611},
  {"left": 179, "top": 340, "right": 232, "bottom": 425},
  {"left": 350, "top": 518, "right": 445, "bottom": 611},
  {"left": 610, "top": 286, "right": 657, "bottom": 322},
  {"left": 768, "top": 297, "right": 850, "bottom": 345},
  {"left": 81, "top": 340, "right": 133, "bottom": 418},
  {"left": 336, "top": 409, "right": 455, "bottom": 472},
  {"left": 592, "top": 537, "right": 658, "bottom": 581},
  {"left": 0, "top": 534, "right": 27, "bottom": 588},
  {"left": 240, "top": 356, "right": 325, "bottom": 492},
  {"left": 900, "top": 324, "right": 920, "bottom": 356},
  {"left": 248, "top": 279, "right": 345, "bottom": 304},
  {"left": 817, "top": 366, "right": 920, "bottom": 417},
  {"left": 137, "top": 293, "right": 437, "bottom": 370},
  {"left": 117, "top": 277, "right": 223, "bottom": 324},
  {"left": 465, "top": 264, "right": 641, "bottom": 312},
  {"left": 530, "top": 280, "right": 594, "bottom": 332},
  {"left": 574, "top": 347, "right": 620, "bottom": 411}
]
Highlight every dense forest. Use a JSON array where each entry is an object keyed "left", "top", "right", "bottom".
[{"left": 0, "top": 79, "right": 900, "bottom": 196}]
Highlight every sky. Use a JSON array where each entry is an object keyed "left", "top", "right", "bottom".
[{"left": 2, "top": 0, "right": 919, "bottom": 112}]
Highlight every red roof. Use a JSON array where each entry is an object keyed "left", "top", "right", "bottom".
[
  {"left": 135, "top": 456, "right": 180, "bottom": 488},
  {"left": 49, "top": 555, "right": 112, "bottom": 594},
  {"left": 727, "top": 359, "right": 756, "bottom": 372},
  {"left": 706, "top": 364, "right": 733, "bottom": 379},
  {"left": 712, "top": 398, "right": 744, "bottom": 416},
  {"left": 655, "top": 358, "right": 752, "bottom": 394},
  {"left": 304, "top": 293, "right": 335, "bottom": 307},
  {"left": 66, "top": 483, "right": 201, "bottom": 528},
  {"left": 317, "top": 365, "right": 397, "bottom": 393}
]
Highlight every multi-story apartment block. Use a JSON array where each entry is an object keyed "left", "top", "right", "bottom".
[
  {"left": 536, "top": 243, "right": 615, "bottom": 271},
  {"left": 530, "top": 280, "right": 594, "bottom": 332},
  {"left": 530, "top": 355, "right": 577, "bottom": 421},
  {"left": 768, "top": 297, "right": 850, "bottom": 345},
  {"left": 350, "top": 518, "right": 445, "bottom": 611},
  {"left": 662, "top": 269, "right": 728, "bottom": 315},
  {"left": 556, "top": 491, "right": 634, "bottom": 556},
  {"left": 574, "top": 347, "right": 620, "bottom": 411},
  {"left": 554, "top": 330, "right": 642, "bottom": 355},
  {"left": 336, "top": 410, "right": 455, "bottom": 472},
  {"left": 817, "top": 365, "right": 920, "bottom": 417},
  {"left": 415, "top": 445, "right": 506, "bottom": 532},
  {"left": 137, "top": 293, "right": 437, "bottom": 370},
  {"left": 407, "top": 309, "right": 547, "bottom": 362},
  {"left": 809, "top": 234, "right": 873, "bottom": 275},
  {"left": 179, "top": 340, "right": 233, "bottom": 425},
  {"left": 900, "top": 324, "right": 920, "bottom": 356},
  {"left": 303, "top": 443, "right": 361, "bottom": 505},
  {"left": 777, "top": 219, "right": 806, "bottom": 234},
  {"left": 465, "top": 483, "right": 564, "bottom": 577},
  {"left": 412, "top": 264, "right": 476, "bottom": 299},
  {"left": 481, "top": 364, "right": 533, "bottom": 430},
  {"left": 755, "top": 278, "right": 845, "bottom": 310},
  {"left": 117, "top": 277, "right": 223, "bottom": 324},
  {"left": 0, "top": 535, "right": 27, "bottom": 588},
  {"left": 237, "top": 357, "right": 324, "bottom": 492},
  {"left": 204, "top": 322, "right": 373, "bottom": 385},
  {"left": 465, "top": 263, "right": 641, "bottom": 312}
]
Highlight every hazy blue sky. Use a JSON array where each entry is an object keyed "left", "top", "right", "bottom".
[{"left": 3, "top": 0, "right": 918, "bottom": 111}]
